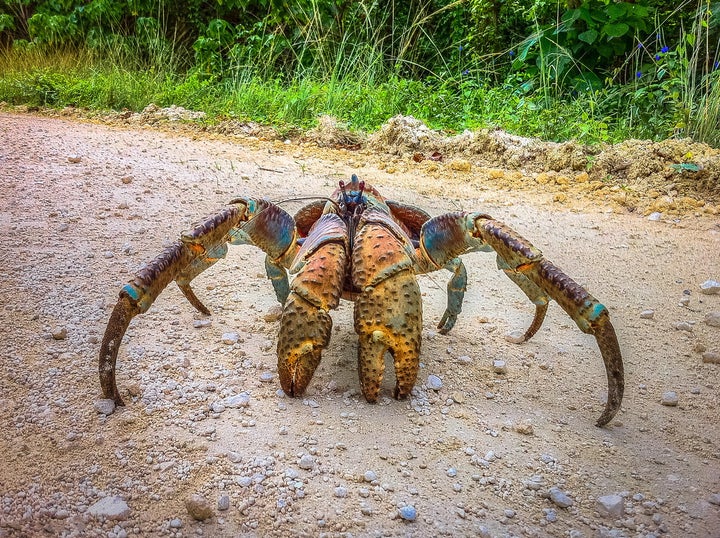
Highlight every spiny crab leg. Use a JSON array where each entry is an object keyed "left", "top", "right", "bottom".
[
  {"left": 418, "top": 212, "right": 625, "bottom": 427},
  {"left": 99, "top": 200, "right": 298, "bottom": 406}
]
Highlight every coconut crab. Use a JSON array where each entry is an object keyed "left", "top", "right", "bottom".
[{"left": 99, "top": 175, "right": 624, "bottom": 426}]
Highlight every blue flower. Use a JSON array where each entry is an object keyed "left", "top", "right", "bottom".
[
  {"left": 636, "top": 71, "right": 642, "bottom": 78},
  {"left": 715, "top": 61, "right": 720, "bottom": 70},
  {"left": 661, "top": 46, "right": 669, "bottom": 53},
  {"left": 655, "top": 54, "right": 660, "bottom": 60},
  {"left": 459, "top": 45, "right": 463, "bottom": 52},
  {"left": 637, "top": 43, "right": 644, "bottom": 49},
  {"left": 462, "top": 69, "right": 470, "bottom": 75},
  {"left": 509, "top": 50, "right": 515, "bottom": 57}
]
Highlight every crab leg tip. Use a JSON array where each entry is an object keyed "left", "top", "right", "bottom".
[
  {"left": 593, "top": 318, "right": 624, "bottom": 427},
  {"left": 99, "top": 295, "right": 138, "bottom": 406}
]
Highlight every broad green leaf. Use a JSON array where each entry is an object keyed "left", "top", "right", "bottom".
[
  {"left": 603, "top": 22, "right": 629, "bottom": 38},
  {"left": 605, "top": 3, "right": 627, "bottom": 20},
  {"left": 578, "top": 29, "right": 598, "bottom": 44}
]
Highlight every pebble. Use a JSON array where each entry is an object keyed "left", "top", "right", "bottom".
[
  {"left": 217, "top": 495, "right": 230, "bottom": 511},
  {"left": 363, "top": 470, "right": 378, "bottom": 482},
  {"left": 67, "top": 155, "right": 82, "bottom": 163},
  {"left": 193, "top": 319, "right": 212, "bottom": 328},
  {"left": 334, "top": 486, "right": 348, "bottom": 498},
  {"left": 185, "top": 494, "right": 214, "bottom": 521},
  {"left": 549, "top": 487, "right": 574, "bottom": 508},
  {"left": 223, "top": 393, "right": 250, "bottom": 408},
  {"left": 263, "top": 304, "right": 283, "bottom": 322},
  {"left": 298, "top": 454, "right": 315, "bottom": 470},
  {"left": 704, "top": 312, "right": 720, "bottom": 328},
  {"left": 426, "top": 374, "right": 443, "bottom": 390},
  {"left": 700, "top": 279, "right": 720, "bottom": 295},
  {"left": 121, "top": 175, "right": 133, "bottom": 184},
  {"left": 708, "top": 493, "right": 720, "bottom": 506},
  {"left": 52, "top": 326, "right": 68, "bottom": 340},
  {"left": 596, "top": 494, "right": 625, "bottom": 519},
  {"left": 674, "top": 321, "right": 693, "bottom": 332},
  {"left": 504, "top": 329, "right": 525, "bottom": 343},
  {"left": 493, "top": 360, "right": 507, "bottom": 374},
  {"left": 169, "top": 518, "right": 182, "bottom": 528},
  {"left": 639, "top": 309, "right": 655, "bottom": 319},
  {"left": 514, "top": 422, "right": 534, "bottom": 435},
  {"left": 93, "top": 399, "right": 116, "bottom": 415},
  {"left": 398, "top": 505, "right": 417, "bottom": 521},
  {"left": 87, "top": 496, "right": 130, "bottom": 520},
  {"left": 259, "top": 372, "right": 275, "bottom": 383},
  {"left": 702, "top": 351, "right": 720, "bottom": 364},
  {"left": 221, "top": 332, "right": 240, "bottom": 344},
  {"left": 647, "top": 212, "right": 662, "bottom": 221},
  {"left": 544, "top": 508, "right": 558, "bottom": 522},
  {"left": 446, "top": 467, "right": 457, "bottom": 477},
  {"left": 661, "top": 391, "right": 678, "bottom": 406}
]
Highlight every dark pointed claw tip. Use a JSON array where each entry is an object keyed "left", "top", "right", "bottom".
[
  {"left": 99, "top": 295, "right": 139, "bottom": 409},
  {"left": 523, "top": 303, "right": 549, "bottom": 342},
  {"left": 593, "top": 317, "right": 625, "bottom": 428}
]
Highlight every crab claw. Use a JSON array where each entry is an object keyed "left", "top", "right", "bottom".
[{"left": 276, "top": 297, "right": 332, "bottom": 396}]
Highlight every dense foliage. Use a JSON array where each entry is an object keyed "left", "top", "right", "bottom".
[{"left": 0, "top": 1, "right": 718, "bottom": 145}]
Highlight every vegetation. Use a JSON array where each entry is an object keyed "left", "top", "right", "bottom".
[{"left": 0, "top": 0, "right": 718, "bottom": 146}]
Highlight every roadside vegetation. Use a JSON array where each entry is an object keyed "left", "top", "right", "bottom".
[{"left": 0, "top": 0, "right": 718, "bottom": 146}]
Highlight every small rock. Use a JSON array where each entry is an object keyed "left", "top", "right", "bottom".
[
  {"left": 449, "top": 159, "right": 471, "bottom": 172},
  {"left": 504, "top": 329, "right": 526, "bottom": 343},
  {"left": 647, "top": 212, "right": 662, "bottom": 221},
  {"left": 67, "top": 155, "right": 82, "bottom": 163},
  {"left": 52, "top": 326, "right": 68, "bottom": 340},
  {"left": 88, "top": 496, "right": 130, "bottom": 520},
  {"left": 259, "top": 372, "right": 275, "bottom": 383},
  {"left": 514, "top": 422, "right": 534, "bottom": 435},
  {"left": 298, "top": 454, "right": 315, "bottom": 470},
  {"left": 708, "top": 493, "right": 720, "bottom": 506},
  {"left": 223, "top": 393, "right": 250, "bottom": 408},
  {"left": 504, "top": 509, "right": 516, "bottom": 518},
  {"left": 674, "top": 321, "right": 693, "bottom": 332},
  {"left": 334, "top": 486, "right": 348, "bottom": 498},
  {"left": 185, "top": 494, "right": 213, "bottom": 521},
  {"left": 639, "top": 309, "right": 655, "bottom": 319},
  {"left": 221, "top": 332, "right": 240, "bottom": 344},
  {"left": 93, "top": 399, "right": 116, "bottom": 415},
  {"left": 704, "top": 312, "right": 720, "bottom": 328},
  {"left": 450, "top": 391, "right": 465, "bottom": 404},
  {"left": 363, "top": 470, "right": 378, "bottom": 482},
  {"left": 596, "top": 494, "right": 625, "bottom": 519},
  {"left": 169, "top": 518, "right": 182, "bottom": 529},
  {"left": 398, "top": 505, "right": 417, "bottom": 521},
  {"left": 549, "top": 487, "right": 574, "bottom": 508},
  {"left": 121, "top": 176, "right": 133, "bottom": 184},
  {"left": 446, "top": 467, "right": 457, "bottom": 477},
  {"left": 493, "top": 360, "right": 507, "bottom": 374},
  {"left": 702, "top": 351, "right": 720, "bottom": 364},
  {"left": 661, "top": 391, "right": 679, "bottom": 406},
  {"left": 193, "top": 319, "right": 212, "bottom": 328},
  {"left": 700, "top": 280, "right": 720, "bottom": 295},
  {"left": 263, "top": 304, "right": 283, "bottom": 322},
  {"left": 217, "top": 495, "right": 230, "bottom": 511},
  {"left": 426, "top": 374, "right": 443, "bottom": 390}
]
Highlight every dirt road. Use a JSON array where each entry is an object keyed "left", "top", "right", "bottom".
[{"left": 1, "top": 112, "right": 719, "bottom": 537}]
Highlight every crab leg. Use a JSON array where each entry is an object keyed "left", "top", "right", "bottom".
[
  {"left": 99, "top": 200, "right": 298, "bottom": 405},
  {"left": 419, "top": 212, "right": 624, "bottom": 427}
]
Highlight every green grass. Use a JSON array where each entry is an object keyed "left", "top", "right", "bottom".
[{"left": 0, "top": 42, "right": 711, "bottom": 146}]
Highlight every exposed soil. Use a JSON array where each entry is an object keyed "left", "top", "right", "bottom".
[{"left": 0, "top": 110, "right": 719, "bottom": 538}]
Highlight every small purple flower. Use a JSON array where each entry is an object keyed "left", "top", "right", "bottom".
[
  {"left": 637, "top": 43, "right": 644, "bottom": 49},
  {"left": 636, "top": 71, "right": 642, "bottom": 79},
  {"left": 655, "top": 54, "right": 660, "bottom": 60},
  {"left": 459, "top": 45, "right": 463, "bottom": 52},
  {"left": 462, "top": 69, "right": 470, "bottom": 75},
  {"left": 509, "top": 50, "right": 515, "bottom": 57},
  {"left": 661, "top": 46, "right": 669, "bottom": 53},
  {"left": 715, "top": 60, "right": 720, "bottom": 70}
]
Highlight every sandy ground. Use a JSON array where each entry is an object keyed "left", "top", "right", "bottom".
[{"left": 0, "top": 112, "right": 719, "bottom": 538}]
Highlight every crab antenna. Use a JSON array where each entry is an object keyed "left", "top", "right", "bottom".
[
  {"left": 339, "top": 180, "right": 349, "bottom": 205},
  {"left": 357, "top": 181, "right": 365, "bottom": 202}
]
